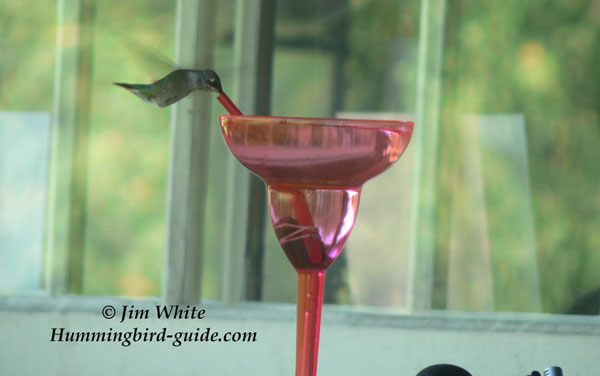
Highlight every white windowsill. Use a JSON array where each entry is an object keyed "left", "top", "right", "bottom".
[
  {"left": 2, "top": 294, "right": 598, "bottom": 336},
  {"left": 2, "top": 294, "right": 599, "bottom": 375}
]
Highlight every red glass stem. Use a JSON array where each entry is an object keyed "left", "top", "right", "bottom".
[
  {"left": 296, "top": 270, "right": 325, "bottom": 376},
  {"left": 217, "top": 91, "right": 243, "bottom": 115}
]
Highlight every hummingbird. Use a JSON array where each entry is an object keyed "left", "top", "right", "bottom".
[{"left": 114, "top": 69, "right": 223, "bottom": 108}]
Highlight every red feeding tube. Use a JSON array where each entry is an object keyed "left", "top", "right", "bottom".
[
  {"left": 217, "top": 91, "right": 243, "bottom": 116},
  {"left": 274, "top": 184, "right": 323, "bottom": 266}
]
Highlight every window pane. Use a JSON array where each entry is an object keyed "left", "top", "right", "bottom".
[
  {"left": 0, "top": 112, "right": 51, "bottom": 292},
  {"left": 435, "top": 0, "right": 600, "bottom": 314},
  {"left": 258, "top": 0, "right": 600, "bottom": 317}
]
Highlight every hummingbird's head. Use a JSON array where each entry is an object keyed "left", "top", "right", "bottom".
[{"left": 202, "top": 70, "right": 223, "bottom": 93}]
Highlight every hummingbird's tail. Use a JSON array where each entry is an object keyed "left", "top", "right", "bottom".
[{"left": 114, "top": 82, "right": 154, "bottom": 104}]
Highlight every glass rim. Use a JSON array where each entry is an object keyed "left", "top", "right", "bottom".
[{"left": 219, "top": 114, "right": 414, "bottom": 131}]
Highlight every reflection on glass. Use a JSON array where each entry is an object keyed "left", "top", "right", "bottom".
[
  {"left": 447, "top": 115, "right": 541, "bottom": 312},
  {"left": 0, "top": 112, "right": 50, "bottom": 292}
]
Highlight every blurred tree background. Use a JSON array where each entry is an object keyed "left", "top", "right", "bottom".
[{"left": 1, "top": 0, "right": 598, "bottom": 314}]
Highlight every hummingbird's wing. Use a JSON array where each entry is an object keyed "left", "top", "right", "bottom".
[{"left": 106, "top": 29, "right": 180, "bottom": 80}]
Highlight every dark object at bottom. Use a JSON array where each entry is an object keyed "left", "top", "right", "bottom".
[
  {"left": 416, "top": 364, "right": 473, "bottom": 376},
  {"left": 544, "top": 367, "right": 563, "bottom": 376}
]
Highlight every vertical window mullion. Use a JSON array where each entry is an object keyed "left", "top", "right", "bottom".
[
  {"left": 162, "top": 0, "right": 217, "bottom": 305},
  {"left": 45, "top": 0, "right": 94, "bottom": 295},
  {"left": 220, "top": 0, "right": 262, "bottom": 304},
  {"left": 243, "top": 0, "right": 277, "bottom": 302},
  {"left": 406, "top": 0, "right": 446, "bottom": 312}
]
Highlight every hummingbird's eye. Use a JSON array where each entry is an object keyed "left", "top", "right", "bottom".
[{"left": 205, "top": 74, "right": 222, "bottom": 93}]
